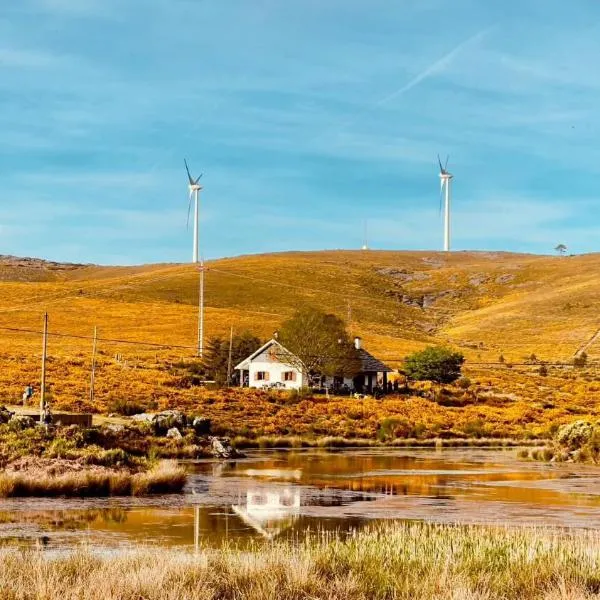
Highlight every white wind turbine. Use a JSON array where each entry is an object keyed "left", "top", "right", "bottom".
[
  {"left": 438, "top": 155, "right": 453, "bottom": 252},
  {"left": 185, "top": 159, "right": 203, "bottom": 264}
]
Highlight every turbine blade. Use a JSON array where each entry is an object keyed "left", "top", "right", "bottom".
[
  {"left": 184, "top": 159, "right": 195, "bottom": 185},
  {"left": 194, "top": 173, "right": 203, "bottom": 185},
  {"left": 437, "top": 154, "right": 443, "bottom": 172}
]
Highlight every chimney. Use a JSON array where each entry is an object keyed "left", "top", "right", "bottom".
[
  {"left": 273, "top": 331, "right": 279, "bottom": 340},
  {"left": 354, "top": 336, "right": 362, "bottom": 350}
]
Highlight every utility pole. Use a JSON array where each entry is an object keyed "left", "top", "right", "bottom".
[
  {"left": 40, "top": 312, "right": 48, "bottom": 424},
  {"left": 90, "top": 326, "right": 98, "bottom": 403},
  {"left": 197, "top": 260, "right": 205, "bottom": 357},
  {"left": 226, "top": 325, "right": 234, "bottom": 386}
]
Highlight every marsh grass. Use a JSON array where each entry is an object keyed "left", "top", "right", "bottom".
[
  {"left": 231, "top": 435, "right": 540, "bottom": 450},
  {"left": 2, "top": 523, "right": 600, "bottom": 599},
  {"left": 0, "top": 460, "right": 186, "bottom": 498}
]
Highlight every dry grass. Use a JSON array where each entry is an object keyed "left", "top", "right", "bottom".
[
  {"left": 0, "top": 460, "right": 186, "bottom": 498},
  {"left": 3, "top": 250, "right": 600, "bottom": 436},
  {"left": 2, "top": 523, "right": 600, "bottom": 599}
]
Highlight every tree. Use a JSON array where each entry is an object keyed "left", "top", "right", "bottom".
[
  {"left": 404, "top": 346, "right": 465, "bottom": 384},
  {"left": 203, "top": 331, "right": 262, "bottom": 385},
  {"left": 574, "top": 351, "right": 588, "bottom": 369},
  {"left": 555, "top": 244, "right": 567, "bottom": 256},
  {"left": 277, "top": 307, "right": 361, "bottom": 380}
]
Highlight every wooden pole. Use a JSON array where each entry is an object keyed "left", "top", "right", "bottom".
[
  {"left": 226, "top": 325, "right": 234, "bottom": 386},
  {"left": 197, "top": 260, "right": 205, "bottom": 357},
  {"left": 90, "top": 326, "right": 98, "bottom": 403},
  {"left": 40, "top": 312, "right": 48, "bottom": 424}
]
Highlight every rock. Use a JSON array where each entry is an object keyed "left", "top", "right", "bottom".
[
  {"left": 495, "top": 274, "right": 515, "bottom": 285},
  {"left": 154, "top": 410, "right": 187, "bottom": 434},
  {"left": 105, "top": 424, "right": 125, "bottom": 434},
  {"left": 469, "top": 274, "right": 488, "bottom": 287},
  {"left": 210, "top": 436, "right": 242, "bottom": 459},
  {"left": 192, "top": 417, "right": 211, "bottom": 435},
  {"left": 10, "top": 415, "right": 36, "bottom": 429},
  {"left": 0, "top": 405, "right": 14, "bottom": 424},
  {"left": 166, "top": 427, "right": 183, "bottom": 439},
  {"left": 131, "top": 413, "right": 155, "bottom": 423}
]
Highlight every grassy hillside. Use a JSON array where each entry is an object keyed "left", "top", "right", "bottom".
[{"left": 1, "top": 249, "right": 600, "bottom": 425}]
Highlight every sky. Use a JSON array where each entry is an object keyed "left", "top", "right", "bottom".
[{"left": 2, "top": 0, "right": 600, "bottom": 265}]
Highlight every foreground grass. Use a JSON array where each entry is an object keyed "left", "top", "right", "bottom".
[
  {"left": 0, "top": 460, "right": 186, "bottom": 498},
  {"left": 2, "top": 523, "right": 600, "bottom": 599}
]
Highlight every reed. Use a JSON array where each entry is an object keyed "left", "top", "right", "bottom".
[
  {"left": 0, "top": 460, "right": 186, "bottom": 498},
  {"left": 1, "top": 523, "right": 600, "bottom": 599}
]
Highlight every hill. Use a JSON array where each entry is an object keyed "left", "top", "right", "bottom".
[{"left": 1, "top": 249, "right": 600, "bottom": 434}]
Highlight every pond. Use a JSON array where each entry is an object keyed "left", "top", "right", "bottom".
[{"left": 2, "top": 448, "right": 600, "bottom": 550}]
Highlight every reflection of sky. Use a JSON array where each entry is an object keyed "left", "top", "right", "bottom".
[{"left": 4, "top": 449, "right": 600, "bottom": 548}]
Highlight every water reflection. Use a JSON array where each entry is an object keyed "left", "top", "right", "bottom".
[
  {"left": 4, "top": 448, "right": 600, "bottom": 549},
  {"left": 231, "top": 488, "right": 301, "bottom": 540}
]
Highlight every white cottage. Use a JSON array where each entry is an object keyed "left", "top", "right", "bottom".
[
  {"left": 235, "top": 336, "right": 392, "bottom": 393},
  {"left": 235, "top": 339, "right": 306, "bottom": 390}
]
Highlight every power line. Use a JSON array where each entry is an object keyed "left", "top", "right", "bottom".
[{"left": 0, "top": 326, "right": 197, "bottom": 351}]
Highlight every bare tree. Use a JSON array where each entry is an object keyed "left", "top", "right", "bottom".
[{"left": 555, "top": 244, "right": 567, "bottom": 256}]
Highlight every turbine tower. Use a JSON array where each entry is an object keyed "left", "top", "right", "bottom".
[
  {"left": 185, "top": 159, "right": 203, "bottom": 264},
  {"left": 438, "top": 155, "right": 453, "bottom": 252}
]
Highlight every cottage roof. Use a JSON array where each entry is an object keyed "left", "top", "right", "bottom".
[
  {"left": 235, "top": 338, "right": 392, "bottom": 374},
  {"left": 357, "top": 348, "right": 393, "bottom": 373},
  {"left": 234, "top": 338, "right": 296, "bottom": 370}
]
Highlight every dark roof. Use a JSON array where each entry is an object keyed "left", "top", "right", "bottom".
[{"left": 358, "top": 349, "right": 392, "bottom": 373}]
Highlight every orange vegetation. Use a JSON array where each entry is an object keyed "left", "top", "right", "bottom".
[{"left": 1, "top": 250, "right": 600, "bottom": 440}]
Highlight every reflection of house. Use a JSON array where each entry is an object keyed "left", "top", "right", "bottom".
[
  {"left": 235, "top": 336, "right": 392, "bottom": 393},
  {"left": 232, "top": 488, "right": 301, "bottom": 539}
]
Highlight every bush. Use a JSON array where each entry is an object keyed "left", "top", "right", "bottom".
[
  {"left": 456, "top": 377, "right": 471, "bottom": 390},
  {"left": 557, "top": 420, "right": 593, "bottom": 450},
  {"left": 404, "top": 346, "right": 464, "bottom": 384},
  {"left": 574, "top": 352, "right": 588, "bottom": 368},
  {"left": 107, "top": 398, "right": 148, "bottom": 417}
]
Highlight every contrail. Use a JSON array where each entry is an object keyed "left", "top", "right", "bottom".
[
  {"left": 374, "top": 27, "right": 493, "bottom": 107},
  {"left": 311, "top": 26, "right": 493, "bottom": 146}
]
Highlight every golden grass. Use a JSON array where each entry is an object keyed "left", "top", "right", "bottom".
[
  {"left": 2, "top": 523, "right": 600, "bottom": 599},
  {"left": 2, "top": 250, "right": 600, "bottom": 427},
  {"left": 0, "top": 460, "right": 186, "bottom": 498}
]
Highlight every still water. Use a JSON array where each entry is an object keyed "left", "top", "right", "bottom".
[{"left": 3, "top": 448, "right": 600, "bottom": 549}]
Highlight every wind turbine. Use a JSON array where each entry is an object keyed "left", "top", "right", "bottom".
[
  {"left": 438, "top": 155, "right": 453, "bottom": 252},
  {"left": 185, "top": 159, "right": 203, "bottom": 264}
]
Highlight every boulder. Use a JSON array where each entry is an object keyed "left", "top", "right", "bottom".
[
  {"left": 131, "top": 413, "right": 155, "bottom": 424},
  {"left": 105, "top": 424, "right": 125, "bottom": 434},
  {"left": 210, "top": 436, "right": 242, "bottom": 459},
  {"left": 166, "top": 427, "right": 183, "bottom": 439},
  {"left": 192, "top": 416, "right": 211, "bottom": 435},
  {"left": 10, "top": 415, "right": 36, "bottom": 430},
  {"left": 0, "top": 405, "right": 14, "bottom": 424}
]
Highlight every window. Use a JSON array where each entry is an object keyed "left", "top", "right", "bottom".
[
  {"left": 283, "top": 371, "right": 296, "bottom": 382},
  {"left": 255, "top": 371, "right": 269, "bottom": 381}
]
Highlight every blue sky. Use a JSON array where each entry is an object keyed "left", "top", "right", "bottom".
[{"left": 2, "top": 0, "right": 600, "bottom": 264}]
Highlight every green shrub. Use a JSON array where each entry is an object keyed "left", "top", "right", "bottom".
[
  {"left": 404, "top": 346, "right": 464, "bottom": 384},
  {"left": 456, "top": 377, "right": 471, "bottom": 389},
  {"left": 557, "top": 420, "right": 593, "bottom": 450},
  {"left": 107, "top": 398, "right": 148, "bottom": 417}
]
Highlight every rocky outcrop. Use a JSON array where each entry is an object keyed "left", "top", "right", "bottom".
[{"left": 210, "top": 437, "right": 242, "bottom": 459}]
